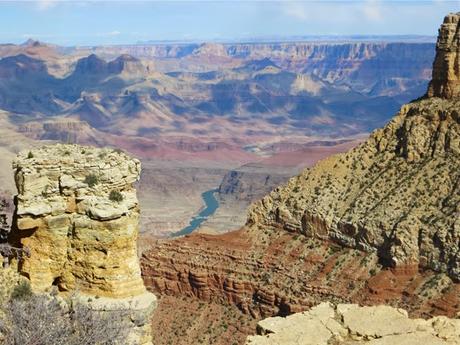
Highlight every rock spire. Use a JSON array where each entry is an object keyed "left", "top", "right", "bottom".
[{"left": 427, "top": 12, "right": 460, "bottom": 98}]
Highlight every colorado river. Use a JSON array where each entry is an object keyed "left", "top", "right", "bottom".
[{"left": 172, "top": 189, "right": 219, "bottom": 237}]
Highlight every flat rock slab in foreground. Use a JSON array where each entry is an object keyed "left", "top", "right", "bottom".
[{"left": 246, "top": 302, "right": 460, "bottom": 345}]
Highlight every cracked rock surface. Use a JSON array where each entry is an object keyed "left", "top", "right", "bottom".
[{"left": 246, "top": 302, "right": 460, "bottom": 344}]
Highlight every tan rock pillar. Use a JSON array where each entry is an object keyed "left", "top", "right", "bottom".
[{"left": 11, "top": 144, "right": 156, "bottom": 345}]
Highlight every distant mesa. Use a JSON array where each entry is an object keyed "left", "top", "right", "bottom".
[
  {"left": 73, "top": 53, "right": 146, "bottom": 76},
  {"left": 21, "top": 38, "right": 45, "bottom": 47},
  {"left": 192, "top": 42, "right": 228, "bottom": 57},
  {"left": 240, "top": 58, "right": 280, "bottom": 71},
  {"left": 74, "top": 54, "right": 108, "bottom": 75},
  {"left": 0, "top": 54, "right": 48, "bottom": 77}
]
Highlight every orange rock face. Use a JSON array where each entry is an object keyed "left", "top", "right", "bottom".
[{"left": 142, "top": 227, "right": 460, "bottom": 321}]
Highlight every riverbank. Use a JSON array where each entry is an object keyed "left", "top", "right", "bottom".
[{"left": 172, "top": 189, "right": 219, "bottom": 237}]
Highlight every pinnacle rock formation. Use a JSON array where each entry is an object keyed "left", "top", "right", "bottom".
[
  {"left": 246, "top": 302, "right": 460, "bottom": 344},
  {"left": 428, "top": 12, "right": 460, "bottom": 99},
  {"left": 247, "top": 13, "right": 460, "bottom": 281},
  {"left": 10, "top": 144, "right": 156, "bottom": 344}
]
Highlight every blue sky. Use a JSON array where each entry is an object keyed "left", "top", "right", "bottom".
[{"left": 0, "top": 1, "right": 460, "bottom": 46}]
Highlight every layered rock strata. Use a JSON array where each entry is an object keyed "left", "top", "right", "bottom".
[
  {"left": 246, "top": 302, "right": 460, "bottom": 345},
  {"left": 247, "top": 97, "right": 460, "bottom": 280},
  {"left": 10, "top": 144, "right": 156, "bottom": 344},
  {"left": 142, "top": 229, "right": 460, "bottom": 320}
]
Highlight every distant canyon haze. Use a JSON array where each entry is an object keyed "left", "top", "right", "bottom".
[{"left": 0, "top": 37, "right": 435, "bottom": 237}]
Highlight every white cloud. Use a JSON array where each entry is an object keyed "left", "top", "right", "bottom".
[
  {"left": 282, "top": 2, "right": 308, "bottom": 21},
  {"left": 36, "top": 0, "right": 58, "bottom": 10},
  {"left": 96, "top": 31, "right": 122, "bottom": 37},
  {"left": 362, "top": 0, "right": 383, "bottom": 22}
]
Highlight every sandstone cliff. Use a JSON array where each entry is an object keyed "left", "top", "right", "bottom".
[
  {"left": 246, "top": 302, "right": 460, "bottom": 345},
  {"left": 428, "top": 13, "right": 460, "bottom": 99},
  {"left": 247, "top": 13, "right": 460, "bottom": 282},
  {"left": 10, "top": 144, "right": 156, "bottom": 344}
]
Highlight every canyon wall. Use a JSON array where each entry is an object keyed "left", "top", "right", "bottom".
[
  {"left": 87, "top": 41, "right": 434, "bottom": 96},
  {"left": 247, "top": 13, "right": 460, "bottom": 281},
  {"left": 141, "top": 13, "right": 460, "bottom": 331},
  {"left": 247, "top": 97, "right": 460, "bottom": 280},
  {"left": 10, "top": 144, "right": 156, "bottom": 344}
]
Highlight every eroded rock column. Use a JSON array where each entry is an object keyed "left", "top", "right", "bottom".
[
  {"left": 427, "top": 12, "right": 460, "bottom": 99},
  {"left": 11, "top": 144, "right": 156, "bottom": 344}
]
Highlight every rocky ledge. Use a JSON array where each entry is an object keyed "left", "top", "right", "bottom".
[
  {"left": 10, "top": 144, "right": 156, "bottom": 344},
  {"left": 246, "top": 302, "right": 460, "bottom": 345}
]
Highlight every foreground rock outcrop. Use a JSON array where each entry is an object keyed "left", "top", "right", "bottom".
[
  {"left": 246, "top": 302, "right": 460, "bottom": 344},
  {"left": 10, "top": 144, "right": 156, "bottom": 344}
]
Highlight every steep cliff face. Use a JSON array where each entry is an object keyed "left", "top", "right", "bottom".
[
  {"left": 10, "top": 144, "right": 156, "bottom": 344},
  {"left": 247, "top": 13, "right": 460, "bottom": 281},
  {"left": 143, "top": 228, "right": 460, "bottom": 323},
  {"left": 248, "top": 97, "right": 460, "bottom": 280},
  {"left": 428, "top": 13, "right": 460, "bottom": 99},
  {"left": 18, "top": 120, "right": 106, "bottom": 145}
]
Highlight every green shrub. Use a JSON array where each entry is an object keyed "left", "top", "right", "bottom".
[
  {"left": 27, "top": 151, "right": 34, "bottom": 159},
  {"left": 11, "top": 280, "right": 33, "bottom": 300},
  {"left": 84, "top": 174, "right": 98, "bottom": 187},
  {"left": 109, "top": 190, "right": 123, "bottom": 202}
]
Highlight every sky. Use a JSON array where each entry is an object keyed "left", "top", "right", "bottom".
[{"left": 0, "top": 0, "right": 460, "bottom": 46}]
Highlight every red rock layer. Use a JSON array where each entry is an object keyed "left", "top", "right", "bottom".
[{"left": 141, "top": 227, "right": 460, "bottom": 320}]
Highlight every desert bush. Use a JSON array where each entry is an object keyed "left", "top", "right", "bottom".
[
  {"left": 0, "top": 293, "right": 130, "bottom": 345},
  {"left": 10, "top": 280, "right": 33, "bottom": 301},
  {"left": 27, "top": 151, "right": 33, "bottom": 159},
  {"left": 84, "top": 174, "right": 99, "bottom": 188},
  {"left": 109, "top": 190, "right": 123, "bottom": 203}
]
